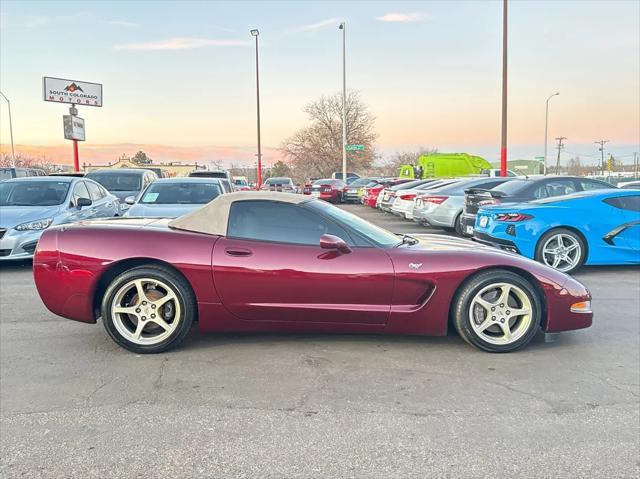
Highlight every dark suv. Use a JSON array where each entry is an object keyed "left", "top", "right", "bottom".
[{"left": 460, "top": 176, "right": 615, "bottom": 236}]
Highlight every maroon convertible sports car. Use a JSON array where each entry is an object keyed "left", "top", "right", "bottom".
[{"left": 33, "top": 192, "right": 593, "bottom": 354}]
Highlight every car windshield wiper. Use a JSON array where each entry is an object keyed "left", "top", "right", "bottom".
[{"left": 395, "top": 234, "right": 419, "bottom": 247}]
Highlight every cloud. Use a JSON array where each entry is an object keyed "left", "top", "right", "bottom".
[
  {"left": 376, "top": 12, "right": 427, "bottom": 23},
  {"left": 293, "top": 18, "right": 343, "bottom": 32},
  {"left": 107, "top": 20, "right": 139, "bottom": 27},
  {"left": 113, "top": 37, "right": 248, "bottom": 51}
]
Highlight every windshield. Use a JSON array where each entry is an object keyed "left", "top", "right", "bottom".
[
  {"left": 0, "top": 181, "right": 70, "bottom": 206},
  {"left": 313, "top": 179, "right": 333, "bottom": 185},
  {"left": 88, "top": 173, "right": 142, "bottom": 191},
  {"left": 0, "top": 169, "right": 14, "bottom": 180},
  {"left": 348, "top": 178, "right": 371, "bottom": 187},
  {"left": 234, "top": 179, "right": 248, "bottom": 186},
  {"left": 307, "top": 200, "right": 399, "bottom": 247},
  {"left": 390, "top": 179, "right": 426, "bottom": 191},
  {"left": 490, "top": 179, "right": 529, "bottom": 195},
  {"left": 265, "top": 177, "right": 292, "bottom": 185},
  {"left": 140, "top": 182, "right": 221, "bottom": 204}
]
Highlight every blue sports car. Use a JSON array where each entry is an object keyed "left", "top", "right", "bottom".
[{"left": 473, "top": 189, "right": 640, "bottom": 273}]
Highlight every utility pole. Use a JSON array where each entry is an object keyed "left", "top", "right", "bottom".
[
  {"left": 339, "top": 22, "right": 347, "bottom": 182},
  {"left": 499, "top": 0, "right": 508, "bottom": 177},
  {"left": 595, "top": 139, "right": 609, "bottom": 175},
  {"left": 555, "top": 136, "right": 566, "bottom": 174}
]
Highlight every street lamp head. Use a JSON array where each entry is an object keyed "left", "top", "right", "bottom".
[
  {"left": 554, "top": 92, "right": 560, "bottom": 96},
  {"left": 250, "top": 29, "right": 259, "bottom": 36},
  {"left": 338, "top": 22, "right": 345, "bottom": 29}
]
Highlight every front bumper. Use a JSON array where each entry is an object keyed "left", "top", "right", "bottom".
[{"left": 0, "top": 228, "right": 44, "bottom": 260}]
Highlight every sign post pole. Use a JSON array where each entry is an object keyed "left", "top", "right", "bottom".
[{"left": 73, "top": 139, "right": 79, "bottom": 172}]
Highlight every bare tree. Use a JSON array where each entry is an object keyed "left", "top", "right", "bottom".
[
  {"left": 567, "top": 156, "right": 582, "bottom": 176},
  {"left": 280, "top": 91, "right": 377, "bottom": 180},
  {"left": 1, "top": 153, "right": 56, "bottom": 173}
]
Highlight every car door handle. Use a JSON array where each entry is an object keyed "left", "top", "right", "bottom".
[{"left": 225, "top": 248, "right": 253, "bottom": 257}]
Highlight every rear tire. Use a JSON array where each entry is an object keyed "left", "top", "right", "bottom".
[
  {"left": 452, "top": 270, "right": 542, "bottom": 353},
  {"left": 535, "top": 228, "right": 586, "bottom": 274},
  {"left": 453, "top": 213, "right": 463, "bottom": 236},
  {"left": 101, "top": 265, "right": 196, "bottom": 354}
]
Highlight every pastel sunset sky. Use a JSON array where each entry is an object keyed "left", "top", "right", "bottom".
[{"left": 0, "top": 0, "right": 638, "bottom": 167}]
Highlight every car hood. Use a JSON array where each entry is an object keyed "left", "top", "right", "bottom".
[
  {"left": 126, "top": 203, "right": 201, "bottom": 219},
  {"left": 408, "top": 234, "right": 487, "bottom": 252},
  {"left": 0, "top": 205, "right": 63, "bottom": 228},
  {"left": 109, "top": 190, "right": 141, "bottom": 201}
]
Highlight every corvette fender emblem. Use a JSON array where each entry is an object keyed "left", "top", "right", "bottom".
[{"left": 409, "top": 263, "right": 423, "bottom": 270}]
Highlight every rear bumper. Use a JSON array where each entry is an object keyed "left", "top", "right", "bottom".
[{"left": 460, "top": 213, "right": 476, "bottom": 236}]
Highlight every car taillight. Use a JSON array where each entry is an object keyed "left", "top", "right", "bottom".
[
  {"left": 343, "top": 186, "right": 350, "bottom": 192},
  {"left": 495, "top": 213, "right": 533, "bottom": 222},
  {"left": 399, "top": 193, "right": 416, "bottom": 201},
  {"left": 420, "top": 196, "right": 448, "bottom": 204},
  {"left": 479, "top": 198, "right": 500, "bottom": 206}
]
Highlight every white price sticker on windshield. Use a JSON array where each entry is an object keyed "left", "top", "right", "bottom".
[{"left": 143, "top": 192, "right": 159, "bottom": 202}]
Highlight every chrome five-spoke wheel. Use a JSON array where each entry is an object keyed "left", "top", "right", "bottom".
[
  {"left": 102, "top": 266, "right": 195, "bottom": 353},
  {"left": 111, "top": 278, "right": 181, "bottom": 346},
  {"left": 536, "top": 228, "right": 586, "bottom": 274},
  {"left": 469, "top": 282, "right": 533, "bottom": 346},
  {"left": 541, "top": 233, "right": 581, "bottom": 272},
  {"left": 453, "top": 270, "right": 542, "bottom": 352}
]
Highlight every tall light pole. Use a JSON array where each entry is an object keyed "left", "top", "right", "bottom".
[
  {"left": 0, "top": 91, "right": 16, "bottom": 167},
  {"left": 499, "top": 0, "right": 508, "bottom": 177},
  {"left": 339, "top": 22, "right": 347, "bottom": 182},
  {"left": 250, "top": 29, "right": 262, "bottom": 188},
  {"left": 543, "top": 92, "right": 560, "bottom": 175}
]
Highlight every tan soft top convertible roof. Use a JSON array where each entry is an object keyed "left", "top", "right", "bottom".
[{"left": 168, "top": 191, "right": 311, "bottom": 236}]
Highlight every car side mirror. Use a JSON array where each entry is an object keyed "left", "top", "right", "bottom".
[
  {"left": 76, "top": 197, "right": 92, "bottom": 209},
  {"left": 124, "top": 196, "right": 136, "bottom": 205},
  {"left": 320, "top": 234, "right": 351, "bottom": 254}
]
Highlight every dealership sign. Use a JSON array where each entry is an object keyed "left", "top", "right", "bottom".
[
  {"left": 43, "top": 76, "right": 103, "bottom": 107},
  {"left": 63, "top": 115, "right": 85, "bottom": 141}
]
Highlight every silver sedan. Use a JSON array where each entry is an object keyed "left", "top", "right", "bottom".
[
  {"left": 0, "top": 177, "right": 120, "bottom": 260},
  {"left": 125, "top": 177, "right": 224, "bottom": 218},
  {"left": 413, "top": 177, "right": 513, "bottom": 234}
]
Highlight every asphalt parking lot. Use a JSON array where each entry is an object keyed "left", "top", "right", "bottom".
[{"left": 1, "top": 204, "right": 639, "bottom": 478}]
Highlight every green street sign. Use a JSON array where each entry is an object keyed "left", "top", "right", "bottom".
[{"left": 346, "top": 144, "right": 365, "bottom": 151}]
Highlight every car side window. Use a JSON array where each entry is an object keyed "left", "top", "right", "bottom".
[
  {"left": 580, "top": 179, "right": 611, "bottom": 191},
  {"left": 227, "top": 200, "right": 353, "bottom": 246},
  {"left": 85, "top": 181, "right": 104, "bottom": 201},
  {"left": 71, "top": 181, "right": 90, "bottom": 205},
  {"left": 604, "top": 195, "right": 640, "bottom": 212},
  {"left": 540, "top": 180, "right": 577, "bottom": 198}
]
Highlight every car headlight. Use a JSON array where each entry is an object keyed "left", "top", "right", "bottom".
[{"left": 15, "top": 218, "right": 54, "bottom": 231}]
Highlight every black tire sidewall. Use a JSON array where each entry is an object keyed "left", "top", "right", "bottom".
[
  {"left": 453, "top": 270, "right": 542, "bottom": 353},
  {"left": 101, "top": 266, "right": 195, "bottom": 354},
  {"left": 535, "top": 228, "right": 586, "bottom": 274}
]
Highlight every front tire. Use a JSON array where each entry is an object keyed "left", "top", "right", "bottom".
[
  {"left": 452, "top": 270, "right": 542, "bottom": 353},
  {"left": 535, "top": 228, "right": 586, "bottom": 274},
  {"left": 101, "top": 265, "right": 196, "bottom": 353}
]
